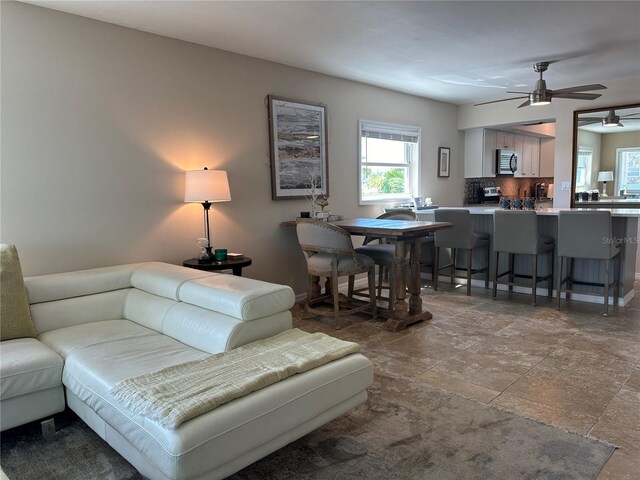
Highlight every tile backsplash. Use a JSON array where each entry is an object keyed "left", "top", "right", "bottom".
[{"left": 464, "top": 177, "right": 554, "bottom": 205}]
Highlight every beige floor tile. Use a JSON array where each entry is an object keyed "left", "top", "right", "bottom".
[
  {"left": 490, "top": 391, "right": 598, "bottom": 435},
  {"left": 457, "top": 336, "right": 558, "bottom": 373},
  {"left": 600, "top": 389, "right": 640, "bottom": 432},
  {"left": 535, "top": 347, "right": 637, "bottom": 389},
  {"left": 416, "top": 369, "right": 500, "bottom": 404},
  {"left": 503, "top": 369, "right": 620, "bottom": 418},
  {"left": 590, "top": 420, "right": 640, "bottom": 452},
  {"left": 561, "top": 332, "right": 640, "bottom": 363},
  {"left": 431, "top": 356, "right": 526, "bottom": 391},
  {"left": 623, "top": 367, "right": 640, "bottom": 393},
  {"left": 596, "top": 450, "right": 640, "bottom": 480}
]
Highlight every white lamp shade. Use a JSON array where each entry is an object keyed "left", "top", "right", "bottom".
[
  {"left": 184, "top": 169, "right": 231, "bottom": 203},
  {"left": 597, "top": 171, "right": 614, "bottom": 182}
]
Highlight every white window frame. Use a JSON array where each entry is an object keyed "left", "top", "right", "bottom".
[
  {"left": 358, "top": 120, "right": 420, "bottom": 205},
  {"left": 575, "top": 147, "right": 592, "bottom": 190}
]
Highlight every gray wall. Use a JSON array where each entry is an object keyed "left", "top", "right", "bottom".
[{"left": 1, "top": 2, "right": 463, "bottom": 295}]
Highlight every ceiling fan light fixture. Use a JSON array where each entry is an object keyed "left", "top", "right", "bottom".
[
  {"left": 529, "top": 92, "right": 551, "bottom": 106},
  {"left": 602, "top": 111, "right": 623, "bottom": 127}
]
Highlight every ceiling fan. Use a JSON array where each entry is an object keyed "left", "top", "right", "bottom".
[
  {"left": 578, "top": 109, "right": 640, "bottom": 127},
  {"left": 475, "top": 61, "right": 607, "bottom": 108}
]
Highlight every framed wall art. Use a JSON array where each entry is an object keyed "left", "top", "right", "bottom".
[
  {"left": 268, "top": 95, "right": 328, "bottom": 200},
  {"left": 438, "top": 147, "right": 450, "bottom": 178}
]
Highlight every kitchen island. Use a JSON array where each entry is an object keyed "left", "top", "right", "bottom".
[{"left": 415, "top": 207, "right": 639, "bottom": 306}]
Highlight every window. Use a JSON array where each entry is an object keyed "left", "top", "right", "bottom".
[
  {"left": 575, "top": 147, "right": 592, "bottom": 189},
  {"left": 616, "top": 147, "right": 640, "bottom": 195},
  {"left": 359, "top": 120, "right": 420, "bottom": 204}
]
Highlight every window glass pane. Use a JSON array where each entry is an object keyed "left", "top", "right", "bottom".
[
  {"left": 617, "top": 148, "right": 640, "bottom": 195},
  {"left": 362, "top": 137, "right": 409, "bottom": 165},
  {"left": 576, "top": 148, "right": 592, "bottom": 188},
  {"left": 361, "top": 166, "right": 410, "bottom": 199}
]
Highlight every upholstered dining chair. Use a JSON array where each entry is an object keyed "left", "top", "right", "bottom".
[
  {"left": 296, "top": 219, "right": 377, "bottom": 329},
  {"left": 353, "top": 210, "right": 435, "bottom": 307}
]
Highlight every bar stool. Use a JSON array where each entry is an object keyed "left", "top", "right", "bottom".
[
  {"left": 492, "top": 210, "right": 555, "bottom": 306},
  {"left": 557, "top": 211, "right": 620, "bottom": 316},
  {"left": 354, "top": 210, "right": 418, "bottom": 306},
  {"left": 433, "top": 209, "right": 490, "bottom": 296}
]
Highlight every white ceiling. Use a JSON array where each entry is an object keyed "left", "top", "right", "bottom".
[{"left": 22, "top": 0, "right": 640, "bottom": 105}]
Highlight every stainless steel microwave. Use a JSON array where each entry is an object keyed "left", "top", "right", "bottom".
[{"left": 496, "top": 149, "right": 518, "bottom": 176}]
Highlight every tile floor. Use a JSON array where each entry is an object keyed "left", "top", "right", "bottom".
[{"left": 292, "top": 280, "right": 640, "bottom": 480}]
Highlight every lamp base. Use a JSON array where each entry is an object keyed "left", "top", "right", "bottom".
[{"left": 197, "top": 247, "right": 215, "bottom": 264}]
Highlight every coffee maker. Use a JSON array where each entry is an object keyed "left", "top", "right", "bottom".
[{"left": 534, "top": 183, "right": 546, "bottom": 199}]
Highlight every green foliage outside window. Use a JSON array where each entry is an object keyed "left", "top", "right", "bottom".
[{"left": 362, "top": 167, "right": 406, "bottom": 194}]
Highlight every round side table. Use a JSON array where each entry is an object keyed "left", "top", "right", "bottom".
[{"left": 182, "top": 257, "right": 252, "bottom": 276}]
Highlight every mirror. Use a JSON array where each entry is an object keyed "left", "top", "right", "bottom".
[{"left": 572, "top": 103, "right": 640, "bottom": 206}]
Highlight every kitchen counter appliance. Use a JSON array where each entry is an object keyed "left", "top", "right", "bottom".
[
  {"left": 496, "top": 149, "right": 517, "bottom": 176},
  {"left": 479, "top": 186, "right": 501, "bottom": 204}
]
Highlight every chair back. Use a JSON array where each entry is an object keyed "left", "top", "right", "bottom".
[
  {"left": 363, "top": 210, "right": 417, "bottom": 245},
  {"left": 558, "top": 211, "right": 615, "bottom": 259},
  {"left": 433, "top": 209, "right": 474, "bottom": 249},
  {"left": 493, "top": 210, "right": 538, "bottom": 255},
  {"left": 296, "top": 219, "right": 355, "bottom": 257}
]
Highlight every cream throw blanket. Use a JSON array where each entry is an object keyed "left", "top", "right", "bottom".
[{"left": 111, "top": 329, "right": 360, "bottom": 429}]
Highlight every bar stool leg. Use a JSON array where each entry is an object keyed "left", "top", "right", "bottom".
[
  {"left": 531, "top": 254, "right": 537, "bottom": 306},
  {"left": 493, "top": 251, "right": 499, "bottom": 299},
  {"left": 567, "top": 258, "right": 574, "bottom": 301},
  {"left": 484, "top": 244, "right": 490, "bottom": 289},
  {"left": 434, "top": 246, "right": 439, "bottom": 291},
  {"left": 368, "top": 268, "right": 377, "bottom": 321},
  {"left": 451, "top": 248, "right": 456, "bottom": 285},
  {"left": 508, "top": 253, "right": 514, "bottom": 293},
  {"left": 548, "top": 251, "right": 554, "bottom": 298},
  {"left": 557, "top": 256, "right": 563, "bottom": 309},
  {"left": 466, "top": 248, "right": 472, "bottom": 296},
  {"left": 604, "top": 257, "right": 610, "bottom": 317},
  {"left": 614, "top": 255, "right": 620, "bottom": 307}
]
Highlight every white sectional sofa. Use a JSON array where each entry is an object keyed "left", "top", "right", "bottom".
[{"left": 1, "top": 262, "right": 373, "bottom": 479}]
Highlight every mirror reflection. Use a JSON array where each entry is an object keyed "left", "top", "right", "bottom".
[{"left": 573, "top": 104, "right": 640, "bottom": 204}]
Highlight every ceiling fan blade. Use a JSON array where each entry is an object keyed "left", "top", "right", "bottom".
[
  {"left": 553, "top": 92, "right": 602, "bottom": 100},
  {"left": 474, "top": 96, "right": 528, "bottom": 106},
  {"left": 517, "top": 99, "right": 531, "bottom": 108},
  {"left": 551, "top": 84, "right": 607, "bottom": 95},
  {"left": 506, "top": 91, "right": 531, "bottom": 94},
  {"left": 578, "top": 119, "right": 602, "bottom": 126}
]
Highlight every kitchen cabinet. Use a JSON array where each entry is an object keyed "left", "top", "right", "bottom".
[
  {"left": 464, "top": 129, "right": 496, "bottom": 178},
  {"left": 539, "top": 138, "right": 555, "bottom": 177},
  {"left": 516, "top": 136, "right": 540, "bottom": 177},
  {"left": 495, "top": 131, "right": 515, "bottom": 150}
]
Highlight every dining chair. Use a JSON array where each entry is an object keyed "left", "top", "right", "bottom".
[
  {"left": 433, "top": 209, "right": 490, "bottom": 296},
  {"left": 557, "top": 211, "right": 620, "bottom": 316},
  {"left": 354, "top": 210, "right": 434, "bottom": 307},
  {"left": 296, "top": 219, "right": 377, "bottom": 329},
  {"left": 492, "top": 210, "right": 554, "bottom": 306}
]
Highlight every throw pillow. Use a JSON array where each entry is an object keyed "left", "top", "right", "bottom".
[{"left": 1, "top": 244, "right": 36, "bottom": 340}]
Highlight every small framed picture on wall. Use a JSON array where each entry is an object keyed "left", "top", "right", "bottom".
[{"left": 438, "top": 147, "right": 450, "bottom": 178}]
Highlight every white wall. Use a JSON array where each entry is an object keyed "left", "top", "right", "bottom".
[
  {"left": 576, "top": 130, "right": 602, "bottom": 191},
  {"left": 458, "top": 76, "right": 640, "bottom": 207},
  {"left": 0, "top": 2, "right": 463, "bottom": 295}
]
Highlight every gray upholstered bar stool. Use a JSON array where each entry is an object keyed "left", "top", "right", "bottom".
[
  {"left": 433, "top": 209, "right": 490, "bottom": 296},
  {"left": 354, "top": 210, "right": 418, "bottom": 306},
  {"left": 557, "top": 211, "right": 620, "bottom": 316},
  {"left": 492, "top": 210, "right": 555, "bottom": 306}
]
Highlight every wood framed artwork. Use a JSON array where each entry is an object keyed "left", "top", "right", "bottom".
[
  {"left": 268, "top": 95, "right": 329, "bottom": 200},
  {"left": 438, "top": 147, "right": 450, "bottom": 178}
]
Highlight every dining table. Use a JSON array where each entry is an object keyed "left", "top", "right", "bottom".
[{"left": 331, "top": 218, "right": 453, "bottom": 332}]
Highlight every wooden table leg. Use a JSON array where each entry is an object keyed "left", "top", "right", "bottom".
[{"left": 385, "top": 237, "right": 433, "bottom": 332}]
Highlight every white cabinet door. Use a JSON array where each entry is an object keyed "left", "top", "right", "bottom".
[
  {"left": 495, "top": 132, "right": 515, "bottom": 150},
  {"left": 482, "top": 130, "right": 497, "bottom": 177},
  {"left": 515, "top": 136, "right": 540, "bottom": 177},
  {"left": 464, "top": 129, "right": 496, "bottom": 178}
]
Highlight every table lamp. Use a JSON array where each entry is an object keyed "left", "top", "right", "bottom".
[
  {"left": 185, "top": 168, "right": 231, "bottom": 263},
  {"left": 597, "top": 171, "right": 613, "bottom": 197}
]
